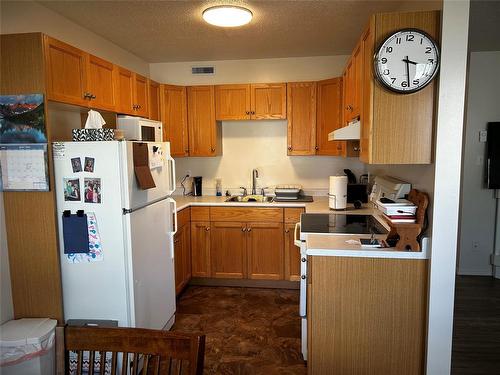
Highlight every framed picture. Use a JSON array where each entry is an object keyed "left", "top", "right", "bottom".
[
  {"left": 71, "top": 157, "right": 82, "bottom": 173},
  {"left": 84, "top": 178, "right": 101, "bottom": 203},
  {"left": 63, "top": 178, "right": 81, "bottom": 201},
  {"left": 84, "top": 157, "right": 95, "bottom": 172},
  {"left": 0, "top": 94, "right": 47, "bottom": 143}
]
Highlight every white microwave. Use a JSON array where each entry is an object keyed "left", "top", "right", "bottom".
[{"left": 116, "top": 116, "right": 163, "bottom": 142}]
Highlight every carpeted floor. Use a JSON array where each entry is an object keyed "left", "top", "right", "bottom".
[{"left": 172, "top": 286, "right": 307, "bottom": 375}]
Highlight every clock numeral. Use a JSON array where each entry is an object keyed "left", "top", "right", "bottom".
[
  {"left": 396, "top": 37, "right": 402, "bottom": 44},
  {"left": 420, "top": 38, "right": 424, "bottom": 44},
  {"left": 383, "top": 69, "right": 390, "bottom": 75},
  {"left": 386, "top": 46, "right": 393, "bottom": 53},
  {"left": 390, "top": 77, "right": 397, "bottom": 84},
  {"left": 406, "top": 34, "right": 414, "bottom": 42},
  {"left": 381, "top": 57, "right": 387, "bottom": 64},
  {"left": 413, "top": 79, "right": 420, "bottom": 85},
  {"left": 401, "top": 81, "right": 409, "bottom": 88},
  {"left": 425, "top": 47, "right": 432, "bottom": 54},
  {"left": 428, "top": 58, "right": 434, "bottom": 64}
]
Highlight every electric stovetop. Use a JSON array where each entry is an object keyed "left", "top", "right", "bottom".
[{"left": 300, "top": 213, "right": 388, "bottom": 235}]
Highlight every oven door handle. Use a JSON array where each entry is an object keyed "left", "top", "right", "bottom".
[{"left": 294, "top": 222, "right": 302, "bottom": 247}]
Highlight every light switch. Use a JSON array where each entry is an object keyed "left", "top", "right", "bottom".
[{"left": 479, "top": 130, "right": 488, "bottom": 143}]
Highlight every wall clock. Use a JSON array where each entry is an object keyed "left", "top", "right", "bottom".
[{"left": 374, "top": 28, "right": 440, "bottom": 94}]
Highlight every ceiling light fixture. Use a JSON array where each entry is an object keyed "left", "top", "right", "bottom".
[{"left": 202, "top": 5, "right": 253, "bottom": 27}]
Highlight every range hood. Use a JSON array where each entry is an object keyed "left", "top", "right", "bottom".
[{"left": 328, "top": 119, "right": 360, "bottom": 141}]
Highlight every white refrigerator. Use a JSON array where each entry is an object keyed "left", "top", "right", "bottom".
[{"left": 53, "top": 140, "right": 177, "bottom": 330}]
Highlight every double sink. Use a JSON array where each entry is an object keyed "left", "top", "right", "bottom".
[{"left": 225, "top": 195, "right": 274, "bottom": 203}]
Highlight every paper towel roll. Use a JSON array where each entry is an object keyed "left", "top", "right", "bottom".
[{"left": 329, "top": 175, "right": 348, "bottom": 210}]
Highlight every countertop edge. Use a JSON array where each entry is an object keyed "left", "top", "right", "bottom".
[{"left": 305, "top": 248, "right": 429, "bottom": 259}]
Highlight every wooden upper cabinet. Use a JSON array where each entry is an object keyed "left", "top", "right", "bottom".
[
  {"left": 187, "top": 86, "right": 220, "bottom": 157},
  {"left": 246, "top": 222, "right": 284, "bottom": 280},
  {"left": 250, "top": 83, "right": 286, "bottom": 119},
  {"left": 44, "top": 35, "right": 88, "bottom": 106},
  {"left": 115, "top": 67, "right": 135, "bottom": 115},
  {"left": 287, "top": 82, "right": 317, "bottom": 155},
  {"left": 360, "top": 18, "right": 375, "bottom": 164},
  {"left": 215, "top": 84, "right": 251, "bottom": 120},
  {"left": 87, "top": 54, "right": 116, "bottom": 111},
  {"left": 148, "top": 80, "right": 161, "bottom": 121},
  {"left": 215, "top": 83, "right": 286, "bottom": 120},
  {"left": 316, "top": 77, "right": 344, "bottom": 156},
  {"left": 351, "top": 42, "right": 363, "bottom": 120},
  {"left": 162, "top": 84, "right": 189, "bottom": 157},
  {"left": 133, "top": 73, "right": 149, "bottom": 117}
]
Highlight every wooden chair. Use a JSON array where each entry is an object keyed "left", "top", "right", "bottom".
[{"left": 63, "top": 326, "right": 205, "bottom": 375}]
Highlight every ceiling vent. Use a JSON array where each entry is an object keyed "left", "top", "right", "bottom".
[{"left": 191, "top": 66, "right": 215, "bottom": 75}]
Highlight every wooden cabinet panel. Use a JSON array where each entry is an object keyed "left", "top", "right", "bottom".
[
  {"left": 191, "top": 206, "right": 210, "bottom": 222},
  {"left": 287, "top": 82, "right": 317, "bottom": 155},
  {"left": 162, "top": 85, "right": 188, "bottom": 157},
  {"left": 342, "top": 59, "right": 353, "bottom": 126},
  {"left": 133, "top": 73, "right": 149, "bottom": 117},
  {"left": 44, "top": 36, "right": 88, "bottom": 106},
  {"left": 247, "top": 222, "right": 284, "bottom": 280},
  {"left": 308, "top": 256, "right": 428, "bottom": 374},
  {"left": 187, "top": 86, "right": 219, "bottom": 156},
  {"left": 115, "top": 67, "right": 134, "bottom": 115},
  {"left": 87, "top": 54, "right": 116, "bottom": 111},
  {"left": 316, "top": 77, "right": 344, "bottom": 156},
  {"left": 174, "top": 222, "right": 191, "bottom": 295},
  {"left": 215, "top": 84, "right": 250, "bottom": 120},
  {"left": 210, "top": 222, "right": 247, "bottom": 279},
  {"left": 351, "top": 42, "right": 363, "bottom": 120},
  {"left": 190, "top": 221, "right": 211, "bottom": 277},
  {"left": 210, "top": 207, "right": 283, "bottom": 223},
  {"left": 148, "top": 80, "right": 161, "bottom": 121},
  {"left": 284, "top": 223, "right": 301, "bottom": 281},
  {"left": 251, "top": 83, "right": 286, "bottom": 119},
  {"left": 284, "top": 207, "right": 304, "bottom": 224},
  {"left": 360, "top": 18, "right": 375, "bottom": 163}
]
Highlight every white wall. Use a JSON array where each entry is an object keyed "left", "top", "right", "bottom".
[
  {"left": 0, "top": 1, "right": 149, "bottom": 76},
  {"left": 150, "top": 55, "right": 349, "bottom": 85},
  {"left": 426, "top": 1, "right": 470, "bottom": 374},
  {"left": 458, "top": 51, "right": 500, "bottom": 276},
  {"left": 175, "top": 121, "right": 365, "bottom": 195},
  {"left": 0, "top": 192, "right": 14, "bottom": 324}
]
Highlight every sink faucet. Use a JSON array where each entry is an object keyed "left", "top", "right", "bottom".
[{"left": 251, "top": 169, "right": 259, "bottom": 195}]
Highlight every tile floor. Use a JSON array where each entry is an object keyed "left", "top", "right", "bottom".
[{"left": 172, "top": 286, "right": 307, "bottom": 375}]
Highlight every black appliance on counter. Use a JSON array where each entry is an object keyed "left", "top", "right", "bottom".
[{"left": 193, "top": 176, "right": 202, "bottom": 196}]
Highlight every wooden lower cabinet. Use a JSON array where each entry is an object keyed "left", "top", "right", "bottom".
[
  {"left": 284, "top": 223, "right": 301, "bottom": 281},
  {"left": 190, "top": 221, "right": 211, "bottom": 277},
  {"left": 247, "top": 222, "right": 284, "bottom": 280},
  {"left": 307, "top": 256, "right": 428, "bottom": 375},
  {"left": 173, "top": 222, "right": 191, "bottom": 295},
  {"left": 210, "top": 222, "right": 247, "bottom": 279}
]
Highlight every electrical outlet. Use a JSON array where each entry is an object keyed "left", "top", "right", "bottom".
[
  {"left": 185, "top": 170, "right": 192, "bottom": 177},
  {"left": 479, "top": 130, "right": 488, "bottom": 143}
]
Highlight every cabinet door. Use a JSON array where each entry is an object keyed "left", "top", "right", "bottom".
[
  {"left": 251, "top": 83, "right": 286, "bottom": 120},
  {"left": 360, "top": 18, "right": 375, "bottom": 164},
  {"left": 316, "top": 77, "right": 344, "bottom": 156},
  {"left": 115, "top": 67, "right": 135, "bottom": 115},
  {"left": 247, "top": 222, "right": 284, "bottom": 280},
  {"left": 44, "top": 36, "right": 88, "bottom": 106},
  {"left": 162, "top": 85, "right": 188, "bottom": 157},
  {"left": 210, "top": 222, "right": 247, "bottom": 279},
  {"left": 342, "top": 59, "right": 354, "bottom": 124},
  {"left": 351, "top": 42, "right": 363, "bottom": 120},
  {"left": 182, "top": 223, "right": 192, "bottom": 287},
  {"left": 284, "top": 223, "right": 301, "bottom": 281},
  {"left": 87, "top": 54, "right": 116, "bottom": 112},
  {"left": 215, "top": 84, "right": 250, "bottom": 120},
  {"left": 187, "top": 86, "right": 218, "bottom": 156},
  {"left": 190, "top": 221, "right": 211, "bottom": 277},
  {"left": 133, "top": 73, "right": 149, "bottom": 117},
  {"left": 173, "top": 228, "right": 184, "bottom": 295},
  {"left": 287, "top": 82, "right": 317, "bottom": 155},
  {"left": 148, "top": 80, "right": 161, "bottom": 121}
]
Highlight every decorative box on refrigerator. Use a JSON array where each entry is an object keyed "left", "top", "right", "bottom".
[{"left": 53, "top": 140, "right": 177, "bottom": 330}]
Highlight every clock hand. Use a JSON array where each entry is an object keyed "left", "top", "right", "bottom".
[
  {"left": 404, "top": 55, "right": 410, "bottom": 87},
  {"left": 402, "top": 57, "right": 418, "bottom": 65}
]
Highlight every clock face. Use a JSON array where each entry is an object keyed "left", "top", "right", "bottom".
[{"left": 374, "top": 29, "right": 439, "bottom": 94}]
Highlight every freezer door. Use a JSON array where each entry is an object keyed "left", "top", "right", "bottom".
[
  {"left": 121, "top": 141, "right": 176, "bottom": 210},
  {"left": 124, "top": 198, "right": 176, "bottom": 329}
]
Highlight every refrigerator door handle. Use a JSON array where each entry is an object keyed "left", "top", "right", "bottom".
[
  {"left": 167, "top": 156, "right": 176, "bottom": 195},
  {"left": 167, "top": 198, "right": 178, "bottom": 235}
]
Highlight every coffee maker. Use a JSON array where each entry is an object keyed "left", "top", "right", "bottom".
[{"left": 193, "top": 176, "right": 202, "bottom": 196}]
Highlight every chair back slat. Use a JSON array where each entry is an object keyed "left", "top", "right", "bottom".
[{"left": 64, "top": 326, "right": 205, "bottom": 375}]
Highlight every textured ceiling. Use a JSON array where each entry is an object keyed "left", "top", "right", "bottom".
[{"left": 38, "top": 0, "right": 442, "bottom": 63}]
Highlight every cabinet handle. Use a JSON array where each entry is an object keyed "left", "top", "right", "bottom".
[
  {"left": 205, "top": 226, "right": 210, "bottom": 231},
  {"left": 83, "top": 92, "right": 91, "bottom": 99},
  {"left": 245, "top": 111, "right": 250, "bottom": 115},
  {"left": 137, "top": 105, "right": 141, "bottom": 109},
  {"left": 247, "top": 227, "right": 252, "bottom": 232},
  {"left": 285, "top": 229, "right": 290, "bottom": 233},
  {"left": 251, "top": 111, "right": 255, "bottom": 115},
  {"left": 211, "top": 147, "right": 215, "bottom": 152},
  {"left": 301, "top": 275, "right": 306, "bottom": 280},
  {"left": 241, "top": 227, "right": 246, "bottom": 232},
  {"left": 90, "top": 94, "right": 96, "bottom": 99},
  {"left": 315, "top": 146, "right": 319, "bottom": 151},
  {"left": 288, "top": 146, "right": 292, "bottom": 151}
]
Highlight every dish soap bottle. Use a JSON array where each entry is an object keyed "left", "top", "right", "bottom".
[{"left": 216, "top": 178, "right": 222, "bottom": 196}]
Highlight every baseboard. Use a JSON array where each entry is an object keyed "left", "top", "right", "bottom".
[{"left": 189, "top": 278, "right": 300, "bottom": 289}]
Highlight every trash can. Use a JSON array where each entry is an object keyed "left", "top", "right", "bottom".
[{"left": 0, "top": 318, "right": 57, "bottom": 375}]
